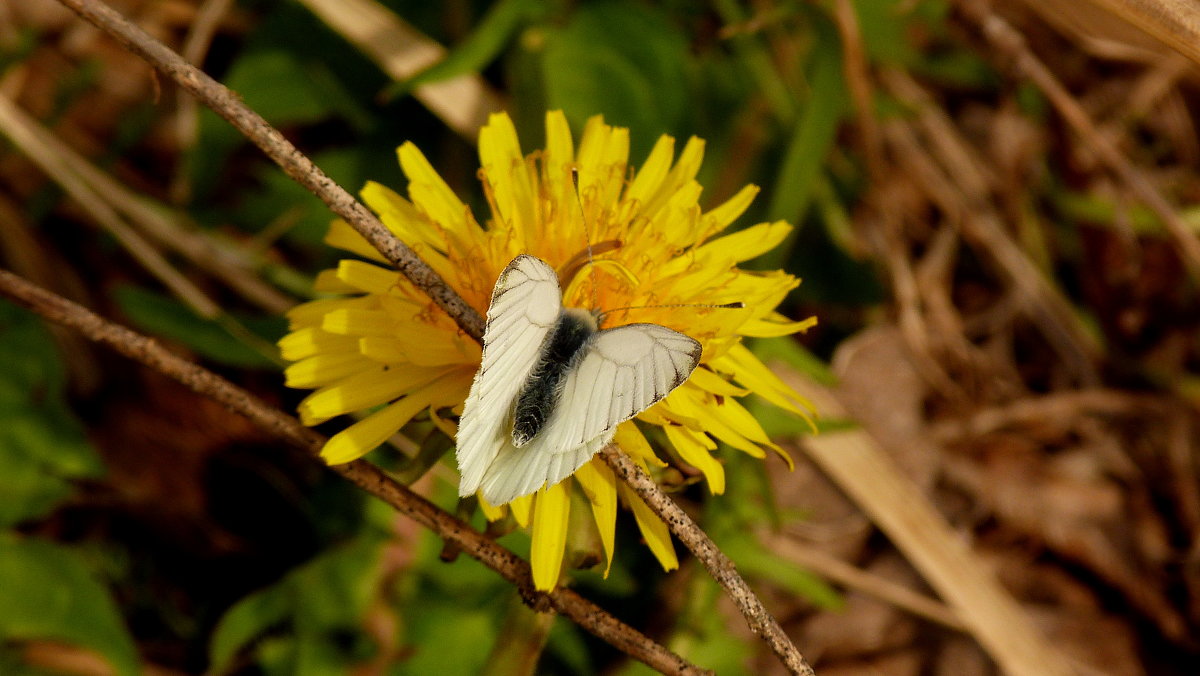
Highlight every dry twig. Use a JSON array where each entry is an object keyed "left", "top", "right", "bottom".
[
  {"left": 600, "top": 446, "right": 816, "bottom": 676},
  {"left": 0, "top": 267, "right": 708, "bottom": 676},
  {"left": 55, "top": 0, "right": 487, "bottom": 340}
]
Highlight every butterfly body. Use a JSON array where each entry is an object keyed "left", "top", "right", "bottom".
[
  {"left": 456, "top": 255, "right": 701, "bottom": 505},
  {"left": 512, "top": 308, "right": 597, "bottom": 447}
]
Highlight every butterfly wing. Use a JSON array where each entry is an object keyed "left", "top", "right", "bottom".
[
  {"left": 478, "top": 323, "right": 701, "bottom": 505},
  {"left": 456, "top": 255, "right": 562, "bottom": 497}
]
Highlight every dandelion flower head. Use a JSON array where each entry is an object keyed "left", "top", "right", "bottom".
[{"left": 279, "top": 110, "right": 815, "bottom": 590}]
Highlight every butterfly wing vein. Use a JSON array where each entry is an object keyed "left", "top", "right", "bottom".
[
  {"left": 456, "top": 255, "right": 703, "bottom": 506},
  {"left": 456, "top": 255, "right": 560, "bottom": 497}
]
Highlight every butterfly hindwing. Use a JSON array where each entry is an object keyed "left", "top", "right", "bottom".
[
  {"left": 536, "top": 323, "right": 701, "bottom": 453},
  {"left": 456, "top": 255, "right": 561, "bottom": 496},
  {"left": 476, "top": 323, "right": 700, "bottom": 506}
]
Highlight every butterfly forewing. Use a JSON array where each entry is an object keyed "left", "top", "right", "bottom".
[{"left": 456, "top": 255, "right": 561, "bottom": 496}]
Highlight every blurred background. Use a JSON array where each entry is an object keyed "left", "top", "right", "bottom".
[{"left": 1, "top": 0, "right": 1199, "bottom": 674}]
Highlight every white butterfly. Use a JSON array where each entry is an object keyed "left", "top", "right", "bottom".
[{"left": 455, "top": 254, "right": 701, "bottom": 506}]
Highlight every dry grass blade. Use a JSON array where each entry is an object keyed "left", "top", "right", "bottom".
[
  {"left": 961, "top": 0, "right": 1200, "bottom": 278},
  {"left": 0, "top": 91, "right": 219, "bottom": 318},
  {"left": 763, "top": 534, "right": 968, "bottom": 632},
  {"left": 1082, "top": 0, "right": 1200, "bottom": 67},
  {"left": 295, "top": 0, "right": 503, "bottom": 139},
  {"left": 794, "top": 381, "right": 1079, "bottom": 676},
  {"left": 0, "top": 88, "right": 292, "bottom": 314}
]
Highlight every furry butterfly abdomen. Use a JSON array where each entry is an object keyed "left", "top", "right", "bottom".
[{"left": 455, "top": 254, "right": 701, "bottom": 506}]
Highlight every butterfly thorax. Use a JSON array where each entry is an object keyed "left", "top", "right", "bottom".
[{"left": 510, "top": 307, "right": 598, "bottom": 447}]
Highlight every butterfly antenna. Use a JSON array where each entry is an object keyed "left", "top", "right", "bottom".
[
  {"left": 571, "top": 167, "right": 600, "bottom": 311},
  {"left": 595, "top": 301, "right": 745, "bottom": 325}
]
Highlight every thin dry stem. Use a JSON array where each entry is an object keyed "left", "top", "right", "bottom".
[
  {"left": 0, "top": 90, "right": 218, "bottom": 318},
  {"left": 0, "top": 267, "right": 708, "bottom": 676},
  {"left": 0, "top": 88, "right": 292, "bottom": 315},
  {"left": 599, "top": 446, "right": 816, "bottom": 676},
  {"left": 55, "top": 0, "right": 486, "bottom": 341},
  {"left": 171, "top": 0, "right": 236, "bottom": 204}
]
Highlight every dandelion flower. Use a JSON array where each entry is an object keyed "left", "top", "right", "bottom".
[{"left": 280, "top": 111, "right": 816, "bottom": 590}]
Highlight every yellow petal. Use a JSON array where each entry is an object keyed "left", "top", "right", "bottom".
[
  {"left": 335, "top": 260, "right": 401, "bottom": 295},
  {"left": 285, "top": 295, "right": 377, "bottom": 330},
  {"left": 479, "top": 112, "right": 538, "bottom": 240},
  {"left": 284, "top": 353, "right": 372, "bottom": 389},
  {"left": 643, "top": 136, "right": 704, "bottom": 217},
  {"left": 509, "top": 493, "right": 534, "bottom": 528},
  {"left": 711, "top": 395, "right": 795, "bottom": 469},
  {"left": 738, "top": 314, "right": 818, "bottom": 338},
  {"left": 531, "top": 481, "right": 570, "bottom": 591},
  {"left": 322, "top": 308, "right": 397, "bottom": 337},
  {"left": 477, "top": 495, "right": 507, "bottom": 522},
  {"left": 618, "top": 481, "right": 678, "bottom": 572},
  {"left": 613, "top": 421, "right": 667, "bottom": 467},
  {"left": 398, "top": 142, "right": 470, "bottom": 232},
  {"left": 574, "top": 460, "right": 617, "bottom": 576},
  {"left": 625, "top": 134, "right": 674, "bottom": 209},
  {"left": 696, "top": 221, "right": 792, "bottom": 263},
  {"left": 700, "top": 184, "right": 760, "bottom": 240},
  {"left": 298, "top": 365, "right": 457, "bottom": 424},
  {"left": 320, "top": 376, "right": 466, "bottom": 464},
  {"left": 544, "top": 110, "right": 575, "bottom": 181},
  {"left": 277, "top": 327, "right": 359, "bottom": 362},
  {"left": 687, "top": 366, "right": 750, "bottom": 397},
  {"left": 361, "top": 180, "right": 446, "bottom": 250},
  {"left": 359, "top": 334, "right": 479, "bottom": 367},
  {"left": 324, "top": 219, "right": 387, "bottom": 262},
  {"left": 663, "top": 425, "right": 724, "bottom": 494},
  {"left": 576, "top": 116, "right": 628, "bottom": 206},
  {"left": 719, "top": 343, "right": 817, "bottom": 423},
  {"left": 668, "top": 386, "right": 766, "bottom": 460},
  {"left": 314, "top": 269, "right": 360, "bottom": 294}
]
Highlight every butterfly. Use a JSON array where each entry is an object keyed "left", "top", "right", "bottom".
[{"left": 455, "top": 254, "right": 702, "bottom": 506}]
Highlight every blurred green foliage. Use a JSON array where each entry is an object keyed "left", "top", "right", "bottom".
[{"left": 0, "top": 0, "right": 964, "bottom": 674}]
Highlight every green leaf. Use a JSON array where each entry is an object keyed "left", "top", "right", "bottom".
[
  {"left": 113, "top": 286, "right": 283, "bottom": 369},
  {"left": 236, "top": 148, "right": 367, "bottom": 248},
  {"left": 0, "top": 302, "right": 101, "bottom": 525},
  {"left": 750, "top": 336, "right": 835, "bottom": 386},
  {"left": 209, "top": 536, "right": 386, "bottom": 673},
  {"left": 391, "top": 0, "right": 539, "bottom": 96},
  {"left": 480, "top": 599, "right": 554, "bottom": 676},
  {"left": 718, "top": 532, "right": 843, "bottom": 610},
  {"left": 397, "top": 605, "right": 496, "bottom": 676},
  {"left": 0, "top": 536, "right": 139, "bottom": 676},
  {"left": 852, "top": 0, "right": 919, "bottom": 66},
  {"left": 541, "top": 0, "right": 691, "bottom": 159},
  {"left": 189, "top": 43, "right": 370, "bottom": 200},
  {"left": 760, "top": 25, "right": 847, "bottom": 268},
  {"left": 0, "top": 449, "right": 73, "bottom": 527}
]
